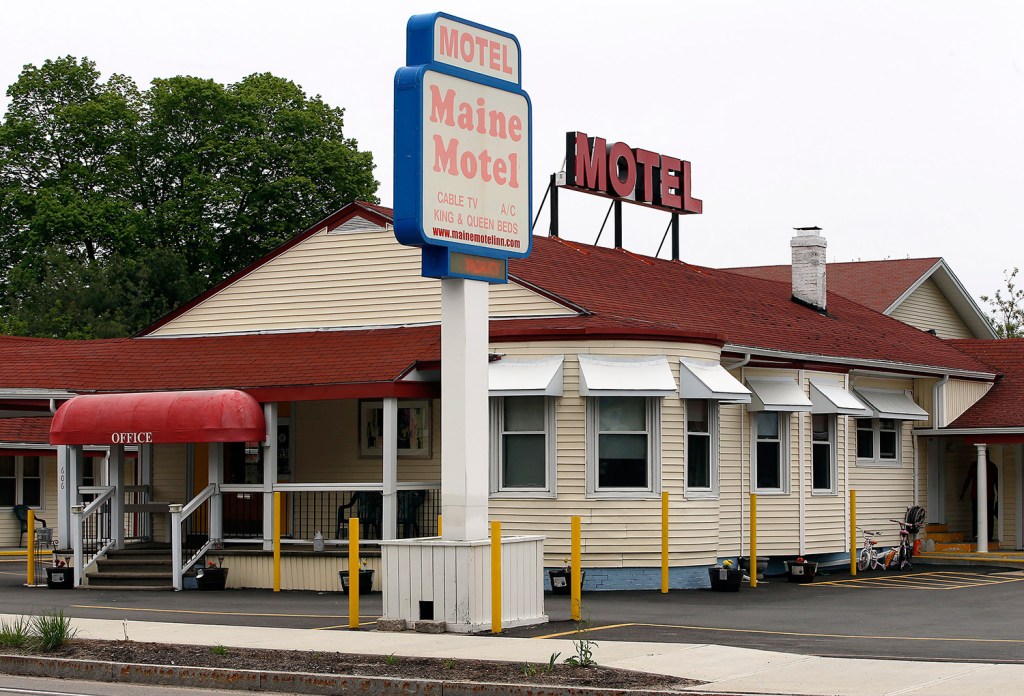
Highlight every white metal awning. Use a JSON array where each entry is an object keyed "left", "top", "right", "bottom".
[
  {"left": 809, "top": 380, "right": 872, "bottom": 416},
  {"left": 577, "top": 355, "right": 676, "bottom": 397},
  {"left": 488, "top": 355, "right": 564, "bottom": 396},
  {"left": 678, "top": 358, "right": 751, "bottom": 403},
  {"left": 746, "top": 378, "right": 813, "bottom": 412},
  {"left": 854, "top": 388, "right": 929, "bottom": 421}
]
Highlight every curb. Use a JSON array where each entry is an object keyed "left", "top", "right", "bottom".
[{"left": 0, "top": 654, "right": 688, "bottom": 695}]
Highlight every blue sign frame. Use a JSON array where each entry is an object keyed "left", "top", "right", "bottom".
[{"left": 394, "top": 13, "right": 533, "bottom": 281}]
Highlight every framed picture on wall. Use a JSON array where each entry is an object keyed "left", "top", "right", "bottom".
[{"left": 359, "top": 400, "right": 431, "bottom": 457}]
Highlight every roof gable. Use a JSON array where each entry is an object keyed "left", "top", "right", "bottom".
[{"left": 946, "top": 339, "right": 1024, "bottom": 429}]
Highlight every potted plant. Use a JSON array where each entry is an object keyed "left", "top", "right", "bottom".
[
  {"left": 45, "top": 552, "right": 75, "bottom": 589},
  {"left": 339, "top": 559, "right": 374, "bottom": 594},
  {"left": 708, "top": 559, "right": 743, "bottom": 591},
  {"left": 195, "top": 558, "right": 229, "bottom": 591},
  {"left": 785, "top": 557, "right": 818, "bottom": 583},
  {"left": 548, "top": 558, "right": 585, "bottom": 595}
]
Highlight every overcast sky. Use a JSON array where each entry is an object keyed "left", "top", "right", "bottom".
[{"left": 3, "top": 1, "right": 1022, "bottom": 306}]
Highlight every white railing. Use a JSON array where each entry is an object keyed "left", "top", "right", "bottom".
[
  {"left": 271, "top": 481, "right": 441, "bottom": 544},
  {"left": 170, "top": 484, "right": 217, "bottom": 591},
  {"left": 71, "top": 486, "right": 116, "bottom": 587}
]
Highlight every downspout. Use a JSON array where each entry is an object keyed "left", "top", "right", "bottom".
[
  {"left": 925, "top": 374, "right": 949, "bottom": 510},
  {"left": 739, "top": 361, "right": 749, "bottom": 559},
  {"left": 798, "top": 370, "right": 807, "bottom": 556}
]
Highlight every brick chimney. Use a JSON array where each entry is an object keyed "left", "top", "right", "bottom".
[{"left": 791, "top": 227, "right": 827, "bottom": 312}]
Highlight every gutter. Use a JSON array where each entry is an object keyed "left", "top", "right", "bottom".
[{"left": 723, "top": 344, "right": 995, "bottom": 381}]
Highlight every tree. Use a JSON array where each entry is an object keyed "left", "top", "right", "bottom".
[
  {"left": 980, "top": 267, "right": 1024, "bottom": 338},
  {"left": 0, "top": 56, "right": 378, "bottom": 338}
]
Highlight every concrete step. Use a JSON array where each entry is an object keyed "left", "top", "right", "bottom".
[
  {"left": 95, "top": 558, "right": 173, "bottom": 573},
  {"left": 77, "top": 584, "right": 175, "bottom": 591},
  {"left": 926, "top": 531, "right": 965, "bottom": 543},
  {"left": 84, "top": 571, "right": 173, "bottom": 588},
  {"left": 933, "top": 540, "right": 1000, "bottom": 552},
  {"left": 925, "top": 523, "right": 948, "bottom": 533}
]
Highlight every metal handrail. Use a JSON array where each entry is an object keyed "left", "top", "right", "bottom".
[{"left": 71, "top": 486, "right": 117, "bottom": 586}]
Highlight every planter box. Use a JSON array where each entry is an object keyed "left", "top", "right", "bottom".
[
  {"left": 195, "top": 567, "right": 228, "bottom": 591},
  {"left": 708, "top": 567, "right": 743, "bottom": 592},
  {"left": 45, "top": 566, "right": 74, "bottom": 589},
  {"left": 548, "top": 569, "right": 585, "bottom": 595},
  {"left": 339, "top": 569, "right": 374, "bottom": 594},
  {"left": 785, "top": 561, "right": 817, "bottom": 583}
]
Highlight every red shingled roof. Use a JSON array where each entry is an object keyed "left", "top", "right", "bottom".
[
  {"left": 508, "top": 239, "right": 989, "bottom": 374},
  {"left": 0, "top": 327, "right": 440, "bottom": 400},
  {"left": 946, "top": 339, "right": 1024, "bottom": 429},
  {"left": 0, "top": 417, "right": 53, "bottom": 443},
  {"left": 725, "top": 258, "right": 941, "bottom": 313}
]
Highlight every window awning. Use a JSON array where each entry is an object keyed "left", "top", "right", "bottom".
[
  {"left": 853, "top": 388, "right": 929, "bottom": 421},
  {"left": 809, "top": 380, "right": 872, "bottom": 416},
  {"left": 577, "top": 355, "right": 676, "bottom": 397},
  {"left": 489, "top": 356, "right": 564, "bottom": 396},
  {"left": 746, "top": 378, "right": 813, "bottom": 412},
  {"left": 678, "top": 358, "right": 751, "bottom": 403},
  {"left": 50, "top": 390, "right": 266, "bottom": 445}
]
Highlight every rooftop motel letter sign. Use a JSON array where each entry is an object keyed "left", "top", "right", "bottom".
[{"left": 394, "top": 13, "right": 532, "bottom": 283}]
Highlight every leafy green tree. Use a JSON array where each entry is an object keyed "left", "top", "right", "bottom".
[
  {"left": 0, "top": 56, "right": 378, "bottom": 338},
  {"left": 981, "top": 267, "right": 1024, "bottom": 338}
]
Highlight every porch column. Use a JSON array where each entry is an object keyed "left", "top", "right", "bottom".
[
  {"left": 976, "top": 443, "right": 989, "bottom": 553},
  {"left": 262, "top": 402, "right": 278, "bottom": 551},
  {"left": 66, "top": 445, "right": 84, "bottom": 549},
  {"left": 440, "top": 278, "right": 489, "bottom": 541},
  {"left": 139, "top": 444, "right": 153, "bottom": 541},
  {"left": 382, "top": 397, "right": 398, "bottom": 540},
  {"left": 209, "top": 443, "right": 224, "bottom": 542},
  {"left": 109, "top": 444, "right": 125, "bottom": 549},
  {"left": 56, "top": 445, "right": 71, "bottom": 548}
]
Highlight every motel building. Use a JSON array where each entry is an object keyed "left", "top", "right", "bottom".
[{"left": 0, "top": 198, "right": 1021, "bottom": 608}]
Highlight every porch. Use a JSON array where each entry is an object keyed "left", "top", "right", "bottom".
[{"left": 51, "top": 390, "right": 443, "bottom": 591}]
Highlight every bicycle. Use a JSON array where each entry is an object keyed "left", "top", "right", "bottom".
[{"left": 857, "top": 520, "right": 912, "bottom": 571}]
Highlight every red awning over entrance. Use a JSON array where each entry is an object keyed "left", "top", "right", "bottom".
[{"left": 50, "top": 390, "right": 266, "bottom": 445}]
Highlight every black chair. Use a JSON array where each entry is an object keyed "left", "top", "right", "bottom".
[
  {"left": 397, "top": 490, "right": 427, "bottom": 538},
  {"left": 13, "top": 505, "right": 46, "bottom": 548},
  {"left": 337, "top": 492, "right": 383, "bottom": 540}
]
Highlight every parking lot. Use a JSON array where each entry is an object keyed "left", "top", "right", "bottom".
[{"left": 2, "top": 559, "right": 1023, "bottom": 663}]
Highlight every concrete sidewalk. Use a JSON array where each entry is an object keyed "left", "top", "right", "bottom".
[{"left": 15, "top": 614, "right": 1021, "bottom": 696}]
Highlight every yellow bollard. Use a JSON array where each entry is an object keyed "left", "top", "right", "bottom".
[
  {"left": 850, "top": 489, "right": 857, "bottom": 576},
  {"left": 491, "top": 520, "right": 502, "bottom": 634},
  {"left": 661, "top": 491, "right": 669, "bottom": 593},
  {"left": 348, "top": 519, "right": 360, "bottom": 629},
  {"left": 437, "top": 514, "right": 442, "bottom": 537},
  {"left": 273, "top": 492, "right": 281, "bottom": 592},
  {"left": 749, "top": 493, "right": 758, "bottom": 589},
  {"left": 571, "top": 516, "right": 582, "bottom": 622},
  {"left": 26, "top": 509, "right": 35, "bottom": 586}
]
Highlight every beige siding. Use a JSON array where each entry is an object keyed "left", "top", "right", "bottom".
[
  {"left": 890, "top": 278, "right": 973, "bottom": 339},
  {"left": 149, "top": 229, "right": 573, "bottom": 336},
  {"left": 151, "top": 444, "right": 189, "bottom": 543},
  {"left": 849, "top": 420, "right": 917, "bottom": 549},
  {"left": 293, "top": 399, "right": 441, "bottom": 484},
  {"left": 222, "top": 552, "right": 382, "bottom": 591},
  {"left": 0, "top": 454, "right": 58, "bottom": 548},
  {"left": 945, "top": 379, "right": 992, "bottom": 425},
  {"left": 489, "top": 340, "right": 724, "bottom": 569}
]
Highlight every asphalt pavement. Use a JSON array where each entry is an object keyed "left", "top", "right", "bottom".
[{"left": 3, "top": 560, "right": 1024, "bottom": 694}]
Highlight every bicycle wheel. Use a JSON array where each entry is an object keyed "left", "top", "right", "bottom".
[{"left": 857, "top": 547, "right": 870, "bottom": 571}]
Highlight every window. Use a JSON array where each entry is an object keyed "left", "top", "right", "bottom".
[
  {"left": 586, "top": 396, "right": 661, "bottom": 497},
  {"left": 686, "top": 400, "right": 718, "bottom": 496},
  {"left": 0, "top": 455, "right": 44, "bottom": 508},
  {"left": 856, "top": 418, "right": 901, "bottom": 466},
  {"left": 490, "top": 396, "right": 556, "bottom": 497},
  {"left": 753, "top": 412, "right": 788, "bottom": 492},
  {"left": 811, "top": 414, "right": 836, "bottom": 493}
]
